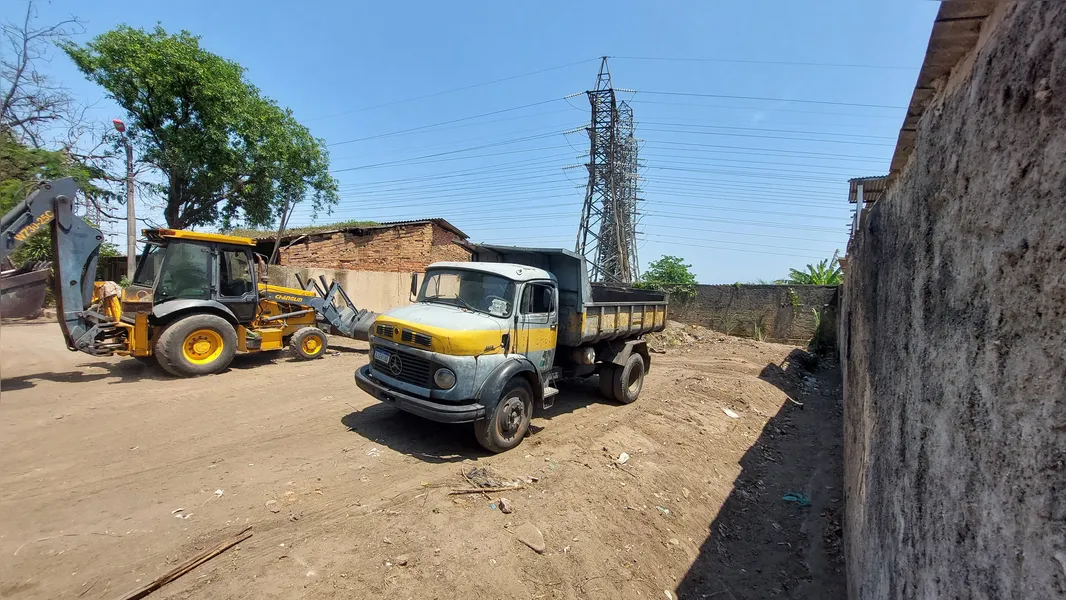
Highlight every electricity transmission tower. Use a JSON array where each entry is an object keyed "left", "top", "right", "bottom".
[{"left": 575, "top": 57, "right": 641, "bottom": 284}]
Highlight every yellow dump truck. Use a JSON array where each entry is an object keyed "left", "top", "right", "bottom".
[{"left": 356, "top": 244, "right": 668, "bottom": 452}]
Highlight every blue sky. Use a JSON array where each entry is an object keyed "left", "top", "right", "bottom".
[{"left": 22, "top": 0, "right": 939, "bottom": 283}]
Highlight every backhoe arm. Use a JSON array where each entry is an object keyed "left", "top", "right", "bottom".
[{"left": 1, "top": 178, "right": 104, "bottom": 350}]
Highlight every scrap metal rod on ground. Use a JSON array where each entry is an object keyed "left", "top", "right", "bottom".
[{"left": 116, "top": 526, "right": 252, "bottom": 600}]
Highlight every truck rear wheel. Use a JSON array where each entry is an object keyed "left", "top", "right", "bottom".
[
  {"left": 155, "top": 314, "right": 237, "bottom": 377},
  {"left": 611, "top": 353, "right": 645, "bottom": 404},
  {"left": 598, "top": 364, "right": 617, "bottom": 399},
  {"left": 291, "top": 327, "right": 328, "bottom": 360},
  {"left": 475, "top": 378, "right": 533, "bottom": 453}
]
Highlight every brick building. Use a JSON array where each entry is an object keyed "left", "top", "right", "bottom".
[{"left": 253, "top": 219, "right": 470, "bottom": 272}]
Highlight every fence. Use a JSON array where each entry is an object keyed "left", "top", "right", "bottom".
[{"left": 671, "top": 284, "right": 839, "bottom": 344}]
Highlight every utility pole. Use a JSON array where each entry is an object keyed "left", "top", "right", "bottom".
[
  {"left": 575, "top": 57, "right": 641, "bottom": 284},
  {"left": 113, "top": 118, "right": 136, "bottom": 279}
]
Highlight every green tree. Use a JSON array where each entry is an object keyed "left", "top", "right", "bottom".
[
  {"left": 1, "top": 131, "right": 118, "bottom": 266},
  {"left": 636, "top": 255, "right": 699, "bottom": 299},
  {"left": 62, "top": 25, "right": 339, "bottom": 230},
  {"left": 786, "top": 253, "right": 843, "bottom": 286}
]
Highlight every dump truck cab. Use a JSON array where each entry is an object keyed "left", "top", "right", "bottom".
[{"left": 356, "top": 246, "right": 668, "bottom": 453}]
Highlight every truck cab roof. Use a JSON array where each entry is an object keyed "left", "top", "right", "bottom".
[{"left": 428, "top": 261, "right": 555, "bottom": 283}]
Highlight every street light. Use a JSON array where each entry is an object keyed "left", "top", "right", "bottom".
[{"left": 113, "top": 118, "right": 135, "bottom": 279}]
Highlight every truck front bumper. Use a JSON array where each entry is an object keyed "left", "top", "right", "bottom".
[{"left": 355, "top": 364, "right": 486, "bottom": 424}]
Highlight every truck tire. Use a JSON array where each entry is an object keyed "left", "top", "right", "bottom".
[
  {"left": 155, "top": 314, "right": 237, "bottom": 377},
  {"left": 475, "top": 377, "right": 533, "bottom": 453},
  {"left": 291, "top": 327, "right": 328, "bottom": 360},
  {"left": 611, "top": 353, "right": 646, "bottom": 404},
  {"left": 598, "top": 364, "right": 617, "bottom": 400}
]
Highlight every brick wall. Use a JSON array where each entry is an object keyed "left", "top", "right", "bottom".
[
  {"left": 429, "top": 223, "right": 472, "bottom": 264},
  {"left": 278, "top": 222, "right": 471, "bottom": 272}
]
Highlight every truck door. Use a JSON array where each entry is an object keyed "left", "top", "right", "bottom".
[{"left": 518, "top": 281, "right": 558, "bottom": 373}]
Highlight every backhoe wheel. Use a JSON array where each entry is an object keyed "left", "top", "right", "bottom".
[
  {"left": 291, "top": 327, "right": 328, "bottom": 360},
  {"left": 155, "top": 314, "right": 237, "bottom": 377},
  {"left": 611, "top": 353, "right": 646, "bottom": 404},
  {"left": 598, "top": 364, "right": 617, "bottom": 400},
  {"left": 475, "top": 378, "right": 533, "bottom": 453}
]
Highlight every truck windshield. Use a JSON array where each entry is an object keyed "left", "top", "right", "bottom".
[{"left": 418, "top": 269, "right": 515, "bottom": 318}]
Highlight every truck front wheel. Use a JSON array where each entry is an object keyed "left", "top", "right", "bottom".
[{"left": 475, "top": 378, "right": 533, "bottom": 453}]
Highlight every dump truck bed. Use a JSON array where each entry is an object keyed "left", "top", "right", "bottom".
[{"left": 469, "top": 244, "right": 668, "bottom": 347}]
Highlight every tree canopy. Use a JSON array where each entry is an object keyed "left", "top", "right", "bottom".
[
  {"left": 786, "top": 255, "right": 843, "bottom": 286},
  {"left": 62, "top": 25, "right": 339, "bottom": 230},
  {"left": 636, "top": 255, "right": 699, "bottom": 299}
]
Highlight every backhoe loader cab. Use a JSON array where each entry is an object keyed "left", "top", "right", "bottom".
[{"left": 97, "top": 228, "right": 334, "bottom": 377}]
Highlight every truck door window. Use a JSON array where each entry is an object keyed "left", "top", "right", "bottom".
[
  {"left": 521, "top": 283, "right": 555, "bottom": 315},
  {"left": 219, "top": 249, "right": 253, "bottom": 297},
  {"left": 131, "top": 244, "right": 164, "bottom": 286},
  {"left": 157, "top": 243, "right": 210, "bottom": 300}
]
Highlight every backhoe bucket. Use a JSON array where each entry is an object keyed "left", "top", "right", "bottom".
[{"left": 0, "top": 262, "right": 50, "bottom": 318}]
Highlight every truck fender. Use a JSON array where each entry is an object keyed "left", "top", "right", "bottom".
[
  {"left": 151, "top": 299, "right": 239, "bottom": 327},
  {"left": 476, "top": 357, "right": 543, "bottom": 413},
  {"left": 601, "top": 339, "right": 651, "bottom": 374}
]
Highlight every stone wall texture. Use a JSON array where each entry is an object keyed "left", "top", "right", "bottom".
[
  {"left": 673, "top": 284, "right": 838, "bottom": 343},
  {"left": 277, "top": 222, "right": 470, "bottom": 272},
  {"left": 840, "top": 2, "right": 1066, "bottom": 599}
]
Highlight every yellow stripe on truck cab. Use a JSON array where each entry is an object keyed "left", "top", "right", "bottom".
[{"left": 374, "top": 316, "right": 557, "bottom": 357}]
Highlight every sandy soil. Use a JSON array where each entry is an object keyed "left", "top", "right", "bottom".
[{"left": 0, "top": 320, "right": 844, "bottom": 599}]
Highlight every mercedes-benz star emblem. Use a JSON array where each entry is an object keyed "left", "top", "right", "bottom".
[{"left": 388, "top": 354, "right": 403, "bottom": 376}]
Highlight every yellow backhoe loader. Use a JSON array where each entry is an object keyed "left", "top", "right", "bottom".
[{"left": 1, "top": 178, "right": 376, "bottom": 377}]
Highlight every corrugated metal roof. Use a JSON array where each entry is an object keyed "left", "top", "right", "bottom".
[
  {"left": 889, "top": 0, "right": 999, "bottom": 178},
  {"left": 256, "top": 218, "right": 468, "bottom": 243},
  {"left": 848, "top": 175, "right": 890, "bottom": 203}
]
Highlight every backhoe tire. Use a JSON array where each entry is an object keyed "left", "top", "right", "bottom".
[
  {"left": 597, "top": 364, "right": 617, "bottom": 400},
  {"left": 475, "top": 378, "right": 533, "bottom": 453},
  {"left": 611, "top": 353, "right": 646, "bottom": 404},
  {"left": 291, "top": 327, "right": 328, "bottom": 360},
  {"left": 155, "top": 314, "right": 237, "bottom": 377}
]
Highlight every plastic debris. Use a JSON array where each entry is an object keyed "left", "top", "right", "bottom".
[
  {"left": 782, "top": 492, "right": 810, "bottom": 506},
  {"left": 214, "top": 489, "right": 224, "bottom": 497},
  {"left": 722, "top": 407, "right": 740, "bottom": 419},
  {"left": 656, "top": 505, "right": 671, "bottom": 516},
  {"left": 617, "top": 452, "right": 630, "bottom": 465},
  {"left": 489, "top": 503, "right": 498, "bottom": 510}
]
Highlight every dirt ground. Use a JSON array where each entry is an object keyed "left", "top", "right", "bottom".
[{"left": 0, "top": 320, "right": 844, "bottom": 600}]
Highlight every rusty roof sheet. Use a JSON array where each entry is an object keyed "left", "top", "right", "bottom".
[
  {"left": 848, "top": 175, "right": 890, "bottom": 203},
  {"left": 889, "top": 0, "right": 999, "bottom": 178}
]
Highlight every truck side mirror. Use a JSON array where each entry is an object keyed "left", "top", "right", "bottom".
[{"left": 409, "top": 273, "right": 419, "bottom": 302}]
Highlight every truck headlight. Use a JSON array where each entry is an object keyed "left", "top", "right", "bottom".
[{"left": 434, "top": 368, "right": 456, "bottom": 389}]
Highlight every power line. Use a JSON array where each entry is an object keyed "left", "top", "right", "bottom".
[
  {"left": 640, "top": 126, "right": 895, "bottom": 146},
  {"left": 612, "top": 55, "right": 915, "bottom": 70},
  {"left": 630, "top": 89, "right": 906, "bottom": 110},
  {"left": 308, "top": 58, "right": 598, "bottom": 121},
  {"left": 629, "top": 98, "right": 905, "bottom": 120},
  {"left": 327, "top": 98, "right": 565, "bottom": 146},
  {"left": 640, "top": 120, "right": 897, "bottom": 140}
]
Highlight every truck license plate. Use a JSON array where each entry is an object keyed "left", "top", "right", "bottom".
[{"left": 374, "top": 348, "right": 392, "bottom": 364}]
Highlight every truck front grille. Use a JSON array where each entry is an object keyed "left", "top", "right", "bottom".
[
  {"left": 376, "top": 324, "right": 394, "bottom": 337},
  {"left": 375, "top": 348, "right": 433, "bottom": 387},
  {"left": 400, "top": 329, "right": 432, "bottom": 347}
]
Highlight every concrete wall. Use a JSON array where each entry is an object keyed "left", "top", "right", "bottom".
[
  {"left": 277, "top": 222, "right": 470, "bottom": 272},
  {"left": 841, "top": 3, "right": 1066, "bottom": 599},
  {"left": 673, "top": 284, "right": 838, "bottom": 343},
  {"left": 267, "top": 265, "right": 420, "bottom": 314}
]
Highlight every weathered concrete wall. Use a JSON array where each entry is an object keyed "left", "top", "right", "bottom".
[
  {"left": 267, "top": 266, "right": 420, "bottom": 314},
  {"left": 673, "top": 284, "right": 838, "bottom": 343},
  {"left": 841, "top": 3, "right": 1066, "bottom": 599}
]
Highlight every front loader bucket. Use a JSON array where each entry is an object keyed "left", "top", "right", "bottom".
[{"left": 0, "top": 262, "right": 50, "bottom": 318}]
